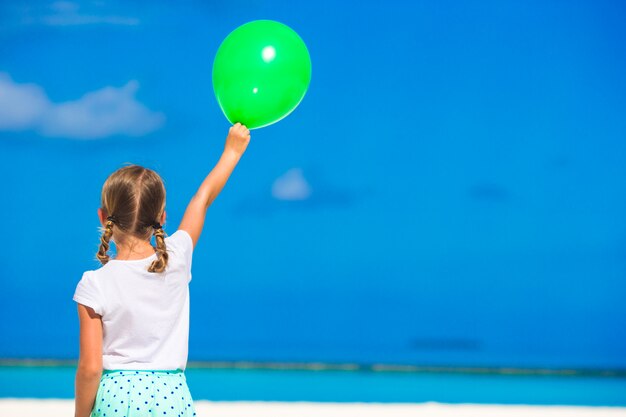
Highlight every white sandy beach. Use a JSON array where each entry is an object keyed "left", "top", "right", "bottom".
[{"left": 2, "top": 399, "right": 626, "bottom": 417}]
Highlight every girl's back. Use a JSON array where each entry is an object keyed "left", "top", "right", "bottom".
[{"left": 74, "top": 229, "right": 193, "bottom": 371}]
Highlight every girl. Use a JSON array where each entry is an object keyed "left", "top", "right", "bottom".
[{"left": 73, "top": 123, "right": 251, "bottom": 417}]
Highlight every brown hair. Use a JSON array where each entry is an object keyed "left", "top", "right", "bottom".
[{"left": 96, "top": 164, "right": 168, "bottom": 273}]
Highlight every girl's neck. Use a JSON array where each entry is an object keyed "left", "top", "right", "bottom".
[{"left": 112, "top": 238, "right": 156, "bottom": 261}]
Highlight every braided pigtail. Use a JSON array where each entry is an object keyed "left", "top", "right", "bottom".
[
  {"left": 148, "top": 223, "right": 169, "bottom": 273},
  {"left": 96, "top": 216, "right": 116, "bottom": 265}
]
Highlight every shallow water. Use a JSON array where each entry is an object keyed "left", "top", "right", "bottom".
[{"left": 1, "top": 365, "right": 625, "bottom": 406}]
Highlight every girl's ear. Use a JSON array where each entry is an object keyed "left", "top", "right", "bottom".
[
  {"left": 161, "top": 210, "right": 166, "bottom": 227},
  {"left": 97, "top": 208, "right": 106, "bottom": 226}
]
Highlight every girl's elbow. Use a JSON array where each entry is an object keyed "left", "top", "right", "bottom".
[{"left": 77, "top": 362, "right": 103, "bottom": 378}]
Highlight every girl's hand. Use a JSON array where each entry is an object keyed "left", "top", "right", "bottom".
[{"left": 225, "top": 123, "right": 250, "bottom": 157}]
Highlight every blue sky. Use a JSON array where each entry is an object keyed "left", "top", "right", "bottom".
[{"left": 1, "top": 0, "right": 625, "bottom": 369}]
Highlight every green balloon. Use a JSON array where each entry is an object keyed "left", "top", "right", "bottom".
[{"left": 212, "top": 20, "right": 312, "bottom": 129}]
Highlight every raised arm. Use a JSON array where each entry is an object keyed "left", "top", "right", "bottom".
[{"left": 178, "top": 123, "right": 250, "bottom": 248}]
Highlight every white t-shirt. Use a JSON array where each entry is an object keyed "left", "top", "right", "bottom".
[{"left": 73, "top": 229, "right": 193, "bottom": 371}]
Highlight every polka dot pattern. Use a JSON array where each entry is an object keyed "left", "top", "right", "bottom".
[{"left": 91, "top": 370, "right": 196, "bottom": 417}]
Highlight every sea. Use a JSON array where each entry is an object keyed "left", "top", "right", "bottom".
[{"left": 1, "top": 363, "right": 626, "bottom": 406}]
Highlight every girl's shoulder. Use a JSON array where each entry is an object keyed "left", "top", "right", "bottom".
[
  {"left": 165, "top": 229, "right": 194, "bottom": 255},
  {"left": 73, "top": 269, "right": 105, "bottom": 315}
]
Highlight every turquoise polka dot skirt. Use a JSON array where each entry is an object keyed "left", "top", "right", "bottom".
[{"left": 91, "top": 369, "right": 196, "bottom": 417}]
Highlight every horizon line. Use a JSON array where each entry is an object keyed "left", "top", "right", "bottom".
[{"left": 1, "top": 358, "right": 625, "bottom": 378}]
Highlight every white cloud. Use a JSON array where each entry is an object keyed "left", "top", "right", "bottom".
[
  {"left": 14, "top": 1, "right": 139, "bottom": 27},
  {"left": 0, "top": 74, "right": 49, "bottom": 130},
  {"left": 0, "top": 73, "right": 164, "bottom": 139},
  {"left": 50, "top": 1, "right": 80, "bottom": 14},
  {"left": 46, "top": 1, "right": 139, "bottom": 26},
  {"left": 271, "top": 168, "right": 312, "bottom": 201}
]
